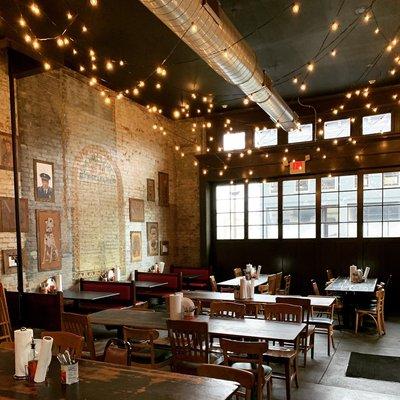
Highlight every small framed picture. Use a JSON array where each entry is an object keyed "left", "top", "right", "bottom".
[
  {"left": 158, "top": 172, "right": 169, "bottom": 206},
  {"left": 0, "top": 132, "right": 13, "bottom": 171},
  {"left": 2, "top": 249, "right": 18, "bottom": 274},
  {"left": 146, "top": 222, "right": 159, "bottom": 256},
  {"left": 130, "top": 231, "right": 142, "bottom": 262},
  {"left": 160, "top": 240, "right": 169, "bottom": 256},
  {"left": 147, "top": 179, "right": 155, "bottom": 202},
  {"left": 34, "top": 159, "right": 55, "bottom": 202},
  {"left": 129, "top": 198, "right": 144, "bottom": 222}
]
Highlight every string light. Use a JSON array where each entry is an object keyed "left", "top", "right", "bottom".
[
  {"left": 364, "top": 13, "right": 371, "bottom": 23},
  {"left": 243, "top": 98, "right": 250, "bottom": 105},
  {"left": 307, "top": 62, "right": 315, "bottom": 72},
  {"left": 18, "top": 18, "right": 26, "bottom": 27},
  {"left": 300, "top": 83, "right": 307, "bottom": 91},
  {"left": 43, "top": 62, "right": 51, "bottom": 70},
  {"left": 67, "top": 11, "right": 73, "bottom": 20},
  {"left": 173, "top": 110, "right": 181, "bottom": 119},
  {"left": 104, "top": 97, "right": 112, "bottom": 105},
  {"left": 331, "top": 49, "right": 337, "bottom": 57},
  {"left": 331, "top": 21, "right": 339, "bottom": 31},
  {"left": 292, "top": 2, "right": 300, "bottom": 14},
  {"left": 90, "top": 0, "right": 98, "bottom": 6},
  {"left": 24, "top": 34, "right": 32, "bottom": 43},
  {"left": 30, "top": 3, "right": 41, "bottom": 16},
  {"left": 82, "top": 25, "right": 88, "bottom": 33},
  {"left": 292, "top": 76, "right": 298, "bottom": 84},
  {"left": 106, "top": 61, "right": 113, "bottom": 70}
]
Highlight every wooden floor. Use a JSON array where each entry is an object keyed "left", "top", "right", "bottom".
[{"left": 268, "top": 316, "right": 400, "bottom": 400}]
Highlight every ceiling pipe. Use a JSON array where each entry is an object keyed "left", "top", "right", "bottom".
[{"left": 138, "top": 0, "right": 298, "bottom": 131}]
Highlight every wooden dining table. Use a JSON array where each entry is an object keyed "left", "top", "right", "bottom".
[
  {"left": 183, "top": 290, "right": 336, "bottom": 308},
  {"left": 89, "top": 309, "right": 306, "bottom": 343},
  {"left": 0, "top": 348, "right": 238, "bottom": 400},
  {"left": 217, "top": 274, "right": 269, "bottom": 287},
  {"left": 325, "top": 277, "right": 378, "bottom": 294}
]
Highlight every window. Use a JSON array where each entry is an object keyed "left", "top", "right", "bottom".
[
  {"left": 282, "top": 178, "right": 316, "bottom": 238},
  {"left": 254, "top": 128, "right": 278, "bottom": 148},
  {"left": 288, "top": 123, "right": 313, "bottom": 143},
  {"left": 363, "top": 171, "right": 400, "bottom": 237},
  {"left": 321, "top": 175, "right": 357, "bottom": 238},
  {"left": 248, "top": 182, "right": 278, "bottom": 239},
  {"left": 324, "top": 118, "right": 351, "bottom": 139},
  {"left": 216, "top": 184, "right": 245, "bottom": 239},
  {"left": 362, "top": 113, "right": 391, "bottom": 135},
  {"left": 223, "top": 132, "right": 246, "bottom": 151}
]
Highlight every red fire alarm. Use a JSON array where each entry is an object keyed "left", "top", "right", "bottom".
[{"left": 290, "top": 160, "right": 306, "bottom": 174}]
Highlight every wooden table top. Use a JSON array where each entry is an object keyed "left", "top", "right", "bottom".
[
  {"left": 325, "top": 277, "right": 378, "bottom": 293},
  {"left": 217, "top": 274, "right": 268, "bottom": 287},
  {"left": 184, "top": 290, "right": 336, "bottom": 308},
  {"left": 89, "top": 309, "right": 305, "bottom": 342},
  {"left": 134, "top": 281, "right": 168, "bottom": 289},
  {"left": 63, "top": 290, "right": 119, "bottom": 301},
  {"left": 0, "top": 348, "right": 237, "bottom": 400}
]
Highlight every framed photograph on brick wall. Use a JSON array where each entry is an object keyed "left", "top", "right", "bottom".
[
  {"left": 158, "top": 172, "right": 169, "bottom": 206},
  {"left": 36, "top": 210, "right": 62, "bottom": 271},
  {"left": 34, "top": 159, "right": 55, "bottom": 202},
  {"left": 130, "top": 231, "right": 142, "bottom": 262},
  {"left": 0, "top": 132, "right": 13, "bottom": 171},
  {"left": 2, "top": 249, "right": 17, "bottom": 274},
  {"left": 160, "top": 240, "right": 169, "bottom": 256},
  {"left": 147, "top": 179, "right": 155, "bottom": 202},
  {"left": 146, "top": 222, "right": 159, "bottom": 256},
  {"left": 129, "top": 198, "right": 144, "bottom": 222}
]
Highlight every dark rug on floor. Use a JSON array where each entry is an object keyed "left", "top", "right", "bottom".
[{"left": 346, "top": 352, "right": 400, "bottom": 383}]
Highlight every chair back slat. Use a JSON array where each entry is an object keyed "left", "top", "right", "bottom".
[
  {"left": 210, "top": 301, "right": 245, "bottom": 319},
  {"left": 276, "top": 297, "right": 312, "bottom": 324},
  {"left": 263, "top": 303, "right": 302, "bottom": 323},
  {"left": 209, "top": 275, "right": 217, "bottom": 292},
  {"left": 283, "top": 275, "right": 291, "bottom": 295},
  {"left": 0, "top": 284, "right": 12, "bottom": 342},
  {"left": 311, "top": 279, "right": 320, "bottom": 296},
  {"left": 62, "top": 312, "right": 96, "bottom": 359},
  {"left": 123, "top": 326, "right": 159, "bottom": 366},
  {"left": 275, "top": 272, "right": 283, "bottom": 292},
  {"left": 167, "top": 319, "right": 209, "bottom": 373}
]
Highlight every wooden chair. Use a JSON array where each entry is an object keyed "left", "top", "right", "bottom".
[
  {"left": 355, "top": 288, "right": 385, "bottom": 335},
  {"left": 0, "top": 283, "right": 12, "bottom": 343},
  {"left": 276, "top": 297, "right": 315, "bottom": 367},
  {"left": 263, "top": 303, "right": 302, "bottom": 323},
  {"left": 259, "top": 273, "right": 277, "bottom": 294},
  {"left": 210, "top": 301, "right": 245, "bottom": 319},
  {"left": 198, "top": 364, "right": 255, "bottom": 400},
  {"left": 263, "top": 303, "right": 301, "bottom": 400},
  {"left": 277, "top": 275, "right": 291, "bottom": 295},
  {"left": 210, "top": 275, "right": 218, "bottom": 292},
  {"left": 311, "top": 279, "right": 320, "bottom": 296},
  {"left": 62, "top": 312, "right": 100, "bottom": 360},
  {"left": 41, "top": 331, "right": 84, "bottom": 358},
  {"left": 123, "top": 326, "right": 172, "bottom": 369},
  {"left": 233, "top": 267, "right": 243, "bottom": 278},
  {"left": 103, "top": 338, "right": 132, "bottom": 366},
  {"left": 275, "top": 272, "right": 283, "bottom": 293},
  {"left": 220, "top": 338, "right": 272, "bottom": 400},
  {"left": 326, "top": 269, "right": 334, "bottom": 282},
  {"left": 166, "top": 319, "right": 209, "bottom": 375}
]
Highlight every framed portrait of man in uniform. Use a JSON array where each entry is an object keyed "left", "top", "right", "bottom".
[{"left": 34, "top": 160, "right": 55, "bottom": 202}]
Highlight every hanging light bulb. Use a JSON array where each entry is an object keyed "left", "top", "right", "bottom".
[
  {"left": 173, "top": 109, "right": 181, "bottom": 119},
  {"left": 331, "top": 21, "right": 339, "bottom": 31},
  {"left": 300, "top": 83, "right": 307, "bottom": 91},
  {"left": 292, "top": 76, "right": 298, "bottom": 84},
  {"left": 67, "top": 11, "right": 73, "bottom": 20},
  {"left": 30, "top": 3, "right": 41, "bottom": 16},
  {"left": 106, "top": 61, "right": 113, "bottom": 71},
  {"left": 90, "top": 0, "right": 98, "bottom": 6},
  {"left": 292, "top": 2, "right": 300, "bottom": 14},
  {"left": 43, "top": 62, "right": 51, "bottom": 71},
  {"left": 331, "top": 49, "right": 337, "bottom": 57},
  {"left": 307, "top": 62, "right": 314, "bottom": 72},
  {"left": 18, "top": 17, "right": 26, "bottom": 27}
]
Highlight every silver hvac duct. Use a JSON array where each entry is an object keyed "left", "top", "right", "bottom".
[{"left": 138, "top": 0, "right": 298, "bottom": 131}]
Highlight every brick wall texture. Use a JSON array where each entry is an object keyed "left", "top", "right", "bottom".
[{"left": 0, "top": 51, "right": 201, "bottom": 291}]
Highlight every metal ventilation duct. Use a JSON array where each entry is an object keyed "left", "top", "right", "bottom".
[{"left": 138, "top": 0, "right": 298, "bottom": 131}]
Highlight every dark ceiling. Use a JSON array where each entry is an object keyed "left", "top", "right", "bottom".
[{"left": 1, "top": 0, "right": 400, "bottom": 118}]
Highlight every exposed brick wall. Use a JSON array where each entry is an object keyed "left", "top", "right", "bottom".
[{"left": 0, "top": 53, "right": 201, "bottom": 291}]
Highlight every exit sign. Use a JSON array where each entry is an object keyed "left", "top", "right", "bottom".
[{"left": 290, "top": 160, "right": 306, "bottom": 174}]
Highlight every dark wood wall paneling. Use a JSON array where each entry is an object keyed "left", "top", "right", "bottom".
[{"left": 198, "top": 85, "right": 400, "bottom": 310}]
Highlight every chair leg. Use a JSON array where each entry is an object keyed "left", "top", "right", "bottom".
[
  {"left": 310, "top": 333, "right": 315, "bottom": 360},
  {"left": 284, "top": 361, "right": 291, "bottom": 400},
  {"left": 293, "top": 357, "right": 299, "bottom": 388},
  {"left": 266, "top": 378, "right": 272, "bottom": 400},
  {"left": 330, "top": 326, "right": 335, "bottom": 350},
  {"left": 303, "top": 338, "right": 307, "bottom": 367},
  {"left": 355, "top": 312, "right": 359, "bottom": 334}
]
